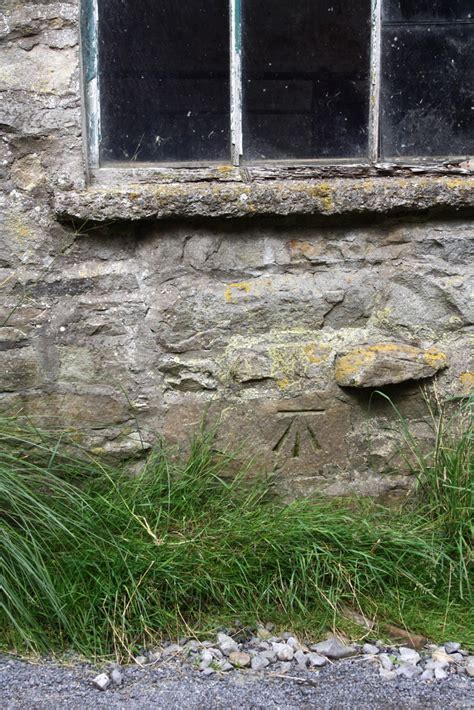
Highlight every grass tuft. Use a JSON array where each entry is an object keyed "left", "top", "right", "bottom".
[
  {"left": 0, "top": 409, "right": 472, "bottom": 659},
  {"left": 374, "top": 391, "right": 473, "bottom": 599}
]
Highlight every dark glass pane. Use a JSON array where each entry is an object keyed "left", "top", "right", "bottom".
[
  {"left": 381, "top": 25, "right": 474, "bottom": 157},
  {"left": 242, "top": 0, "right": 371, "bottom": 161},
  {"left": 98, "top": 1, "right": 230, "bottom": 163},
  {"left": 384, "top": 1, "right": 473, "bottom": 22}
]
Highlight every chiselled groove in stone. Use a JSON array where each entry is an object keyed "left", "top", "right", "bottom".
[
  {"left": 306, "top": 425, "right": 322, "bottom": 452},
  {"left": 272, "top": 420, "right": 293, "bottom": 452},
  {"left": 292, "top": 430, "right": 300, "bottom": 459},
  {"left": 0, "top": 0, "right": 472, "bottom": 503},
  {"left": 273, "top": 414, "right": 323, "bottom": 460},
  {"left": 276, "top": 409, "right": 326, "bottom": 416}
]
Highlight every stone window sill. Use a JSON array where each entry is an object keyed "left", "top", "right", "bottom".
[{"left": 54, "top": 175, "right": 474, "bottom": 222}]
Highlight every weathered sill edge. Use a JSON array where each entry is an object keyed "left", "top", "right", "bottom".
[{"left": 54, "top": 176, "right": 474, "bottom": 222}]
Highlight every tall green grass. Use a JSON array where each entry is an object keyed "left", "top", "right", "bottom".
[
  {"left": 0, "top": 410, "right": 472, "bottom": 659},
  {"left": 375, "top": 391, "right": 473, "bottom": 598}
]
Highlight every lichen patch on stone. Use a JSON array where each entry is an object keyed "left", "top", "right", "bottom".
[{"left": 335, "top": 343, "right": 448, "bottom": 388}]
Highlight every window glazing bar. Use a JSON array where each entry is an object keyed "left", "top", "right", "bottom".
[
  {"left": 230, "top": 0, "right": 243, "bottom": 165},
  {"left": 82, "top": 0, "right": 101, "bottom": 168},
  {"left": 369, "top": 0, "right": 382, "bottom": 163}
]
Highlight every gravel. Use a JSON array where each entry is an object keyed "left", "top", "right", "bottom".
[
  {"left": 1, "top": 653, "right": 472, "bottom": 710},
  {"left": 1, "top": 631, "right": 472, "bottom": 709},
  {"left": 363, "top": 643, "right": 380, "bottom": 655},
  {"left": 398, "top": 647, "right": 421, "bottom": 665},
  {"left": 310, "top": 636, "right": 357, "bottom": 659}
]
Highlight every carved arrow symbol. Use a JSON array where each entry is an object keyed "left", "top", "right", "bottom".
[{"left": 273, "top": 410, "right": 324, "bottom": 459}]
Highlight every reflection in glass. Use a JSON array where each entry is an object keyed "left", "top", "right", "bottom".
[
  {"left": 242, "top": 0, "right": 371, "bottom": 161},
  {"left": 98, "top": 1, "right": 230, "bottom": 163},
  {"left": 381, "top": 15, "right": 473, "bottom": 157},
  {"left": 384, "top": 1, "right": 473, "bottom": 22}
]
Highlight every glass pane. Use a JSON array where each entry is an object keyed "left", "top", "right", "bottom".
[
  {"left": 384, "top": 1, "right": 473, "bottom": 22},
  {"left": 242, "top": 0, "right": 371, "bottom": 161},
  {"left": 381, "top": 24, "right": 474, "bottom": 158},
  {"left": 98, "top": 1, "right": 230, "bottom": 163}
]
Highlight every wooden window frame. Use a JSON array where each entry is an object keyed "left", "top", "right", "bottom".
[{"left": 81, "top": 0, "right": 472, "bottom": 186}]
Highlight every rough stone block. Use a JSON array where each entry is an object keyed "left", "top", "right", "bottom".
[
  {"left": 11, "top": 154, "right": 46, "bottom": 192},
  {"left": 8, "top": 391, "right": 130, "bottom": 428},
  {"left": 223, "top": 333, "right": 332, "bottom": 389},
  {"left": 228, "top": 395, "right": 352, "bottom": 481},
  {"left": 335, "top": 343, "right": 447, "bottom": 388},
  {"left": 0, "top": 328, "right": 29, "bottom": 351},
  {"left": 0, "top": 46, "right": 77, "bottom": 95},
  {"left": 153, "top": 273, "right": 331, "bottom": 351},
  {"left": 0, "top": 348, "right": 39, "bottom": 391},
  {"left": 0, "top": 0, "right": 471, "bottom": 499}
]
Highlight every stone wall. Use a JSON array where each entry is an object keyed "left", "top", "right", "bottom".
[{"left": 1, "top": 1, "right": 473, "bottom": 500}]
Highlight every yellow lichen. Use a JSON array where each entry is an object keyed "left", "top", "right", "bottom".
[
  {"left": 370, "top": 343, "right": 413, "bottom": 353},
  {"left": 308, "top": 182, "right": 334, "bottom": 212},
  {"left": 423, "top": 349, "right": 448, "bottom": 369},
  {"left": 224, "top": 278, "right": 274, "bottom": 303},
  {"left": 303, "top": 343, "right": 330, "bottom": 364},
  {"left": 335, "top": 348, "right": 376, "bottom": 381},
  {"left": 8, "top": 215, "right": 33, "bottom": 243},
  {"left": 269, "top": 341, "right": 330, "bottom": 384},
  {"left": 217, "top": 165, "right": 235, "bottom": 176},
  {"left": 445, "top": 178, "right": 464, "bottom": 190},
  {"left": 336, "top": 343, "right": 447, "bottom": 384},
  {"left": 224, "top": 281, "right": 252, "bottom": 303},
  {"left": 458, "top": 372, "right": 474, "bottom": 394},
  {"left": 370, "top": 307, "right": 393, "bottom": 327}
]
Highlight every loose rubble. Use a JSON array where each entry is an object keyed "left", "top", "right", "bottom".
[
  {"left": 311, "top": 636, "right": 357, "bottom": 659},
  {"left": 90, "top": 629, "right": 473, "bottom": 692},
  {"left": 109, "top": 668, "right": 122, "bottom": 686},
  {"left": 92, "top": 672, "right": 111, "bottom": 691}
]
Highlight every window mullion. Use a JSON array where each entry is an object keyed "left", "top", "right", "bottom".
[
  {"left": 369, "top": 0, "right": 382, "bottom": 163},
  {"left": 230, "top": 0, "right": 243, "bottom": 166},
  {"left": 82, "top": 0, "right": 101, "bottom": 169}
]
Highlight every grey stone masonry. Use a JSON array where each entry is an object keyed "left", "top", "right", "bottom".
[{"left": 0, "top": 0, "right": 473, "bottom": 500}]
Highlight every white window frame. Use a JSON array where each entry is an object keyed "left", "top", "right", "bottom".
[{"left": 81, "top": 0, "right": 472, "bottom": 184}]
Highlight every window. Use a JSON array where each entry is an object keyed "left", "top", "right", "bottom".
[{"left": 83, "top": 0, "right": 473, "bottom": 167}]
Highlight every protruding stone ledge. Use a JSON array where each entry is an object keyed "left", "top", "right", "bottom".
[
  {"left": 54, "top": 176, "right": 474, "bottom": 222},
  {"left": 335, "top": 343, "right": 448, "bottom": 388}
]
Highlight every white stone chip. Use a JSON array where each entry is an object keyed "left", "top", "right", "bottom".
[
  {"left": 272, "top": 642, "right": 294, "bottom": 662},
  {"left": 398, "top": 647, "right": 421, "bottom": 665},
  {"left": 251, "top": 655, "right": 270, "bottom": 672},
  {"left": 362, "top": 643, "right": 380, "bottom": 655},
  {"left": 217, "top": 633, "right": 239, "bottom": 656},
  {"left": 110, "top": 668, "right": 122, "bottom": 686},
  {"left": 307, "top": 653, "right": 327, "bottom": 667},
  {"left": 444, "top": 642, "right": 461, "bottom": 654},
  {"left": 378, "top": 653, "right": 394, "bottom": 671},
  {"left": 311, "top": 636, "right": 356, "bottom": 659},
  {"left": 465, "top": 663, "right": 474, "bottom": 678},
  {"left": 92, "top": 673, "right": 111, "bottom": 691},
  {"left": 294, "top": 650, "right": 309, "bottom": 668}
]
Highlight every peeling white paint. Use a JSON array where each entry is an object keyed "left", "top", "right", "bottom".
[{"left": 230, "top": 0, "right": 243, "bottom": 167}]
